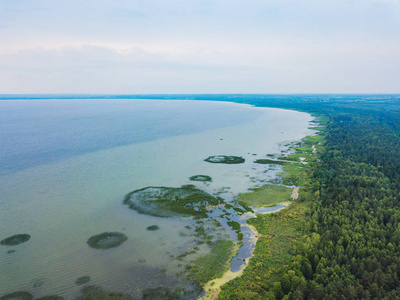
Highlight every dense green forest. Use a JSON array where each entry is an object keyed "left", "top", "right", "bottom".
[{"left": 217, "top": 95, "right": 400, "bottom": 299}]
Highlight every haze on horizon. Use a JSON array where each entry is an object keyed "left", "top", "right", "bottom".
[{"left": 0, "top": 0, "right": 399, "bottom": 94}]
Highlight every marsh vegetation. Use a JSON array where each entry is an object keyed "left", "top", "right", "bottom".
[
  {"left": 87, "top": 232, "right": 127, "bottom": 250},
  {"left": 0, "top": 234, "right": 31, "bottom": 246},
  {"left": 123, "top": 185, "right": 222, "bottom": 218}
]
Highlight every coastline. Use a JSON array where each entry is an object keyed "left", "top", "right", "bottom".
[{"left": 199, "top": 200, "right": 293, "bottom": 299}]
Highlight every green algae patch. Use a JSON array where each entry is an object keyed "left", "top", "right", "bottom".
[
  {"left": 0, "top": 291, "right": 33, "bottom": 300},
  {"left": 189, "top": 175, "right": 212, "bottom": 182},
  {"left": 123, "top": 185, "right": 222, "bottom": 218},
  {"left": 186, "top": 239, "right": 236, "bottom": 286},
  {"left": 87, "top": 232, "right": 127, "bottom": 250},
  {"left": 254, "top": 159, "right": 289, "bottom": 165},
  {"left": 1, "top": 234, "right": 30, "bottom": 246},
  {"left": 237, "top": 185, "right": 291, "bottom": 207},
  {"left": 146, "top": 225, "right": 159, "bottom": 231},
  {"left": 75, "top": 276, "right": 91, "bottom": 286},
  {"left": 204, "top": 155, "right": 245, "bottom": 164}
]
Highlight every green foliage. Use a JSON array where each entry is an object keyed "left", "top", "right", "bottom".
[
  {"left": 254, "top": 159, "right": 289, "bottom": 165},
  {"left": 123, "top": 185, "right": 222, "bottom": 218},
  {"left": 237, "top": 185, "right": 291, "bottom": 207},
  {"left": 219, "top": 202, "right": 307, "bottom": 299},
  {"left": 218, "top": 96, "right": 400, "bottom": 299},
  {"left": 187, "top": 239, "right": 236, "bottom": 286}
]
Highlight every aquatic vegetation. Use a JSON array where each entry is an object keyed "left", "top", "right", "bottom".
[
  {"left": 227, "top": 221, "right": 243, "bottom": 241},
  {"left": 77, "top": 285, "right": 134, "bottom": 299},
  {"left": 186, "top": 239, "right": 236, "bottom": 286},
  {"left": 35, "top": 296, "right": 64, "bottom": 300},
  {"left": 142, "top": 287, "right": 184, "bottom": 300},
  {"left": 75, "top": 276, "right": 91, "bottom": 286},
  {"left": 87, "top": 232, "right": 127, "bottom": 249},
  {"left": 32, "top": 278, "right": 46, "bottom": 288},
  {"left": 7, "top": 250, "right": 15, "bottom": 254},
  {"left": 189, "top": 175, "right": 212, "bottom": 182},
  {"left": 254, "top": 159, "right": 288, "bottom": 165},
  {"left": 0, "top": 291, "right": 33, "bottom": 300},
  {"left": 204, "top": 155, "right": 245, "bottom": 164},
  {"left": 146, "top": 225, "right": 159, "bottom": 231},
  {"left": 227, "top": 221, "right": 240, "bottom": 231},
  {"left": 124, "top": 185, "right": 222, "bottom": 218},
  {"left": 0, "top": 234, "right": 30, "bottom": 246},
  {"left": 220, "top": 202, "right": 307, "bottom": 299}
]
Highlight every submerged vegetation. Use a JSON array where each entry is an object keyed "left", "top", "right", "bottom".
[
  {"left": 0, "top": 291, "right": 33, "bottom": 300},
  {"left": 87, "top": 232, "right": 127, "bottom": 249},
  {"left": 123, "top": 185, "right": 222, "bottom": 218},
  {"left": 75, "top": 276, "right": 91, "bottom": 286},
  {"left": 1, "top": 234, "right": 31, "bottom": 246}
]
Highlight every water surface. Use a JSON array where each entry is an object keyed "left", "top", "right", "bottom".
[{"left": 0, "top": 99, "right": 314, "bottom": 299}]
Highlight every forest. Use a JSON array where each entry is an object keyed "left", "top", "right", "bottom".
[{"left": 216, "top": 95, "right": 400, "bottom": 299}]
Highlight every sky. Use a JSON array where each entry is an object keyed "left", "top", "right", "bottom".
[{"left": 0, "top": 0, "right": 399, "bottom": 94}]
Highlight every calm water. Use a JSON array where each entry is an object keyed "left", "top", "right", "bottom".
[{"left": 0, "top": 99, "right": 314, "bottom": 299}]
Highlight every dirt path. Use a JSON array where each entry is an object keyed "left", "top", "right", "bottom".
[{"left": 291, "top": 187, "right": 299, "bottom": 200}]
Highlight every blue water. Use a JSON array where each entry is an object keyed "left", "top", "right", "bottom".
[
  {"left": 0, "top": 99, "right": 260, "bottom": 174},
  {"left": 0, "top": 98, "right": 315, "bottom": 299}
]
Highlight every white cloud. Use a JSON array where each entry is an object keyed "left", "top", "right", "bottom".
[{"left": 0, "top": 0, "right": 399, "bottom": 93}]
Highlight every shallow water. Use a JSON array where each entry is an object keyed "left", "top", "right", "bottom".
[{"left": 0, "top": 99, "right": 314, "bottom": 299}]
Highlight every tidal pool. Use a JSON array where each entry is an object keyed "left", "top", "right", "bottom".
[{"left": 0, "top": 99, "right": 314, "bottom": 299}]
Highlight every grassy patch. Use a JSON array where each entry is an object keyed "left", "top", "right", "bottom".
[
  {"left": 187, "top": 239, "right": 236, "bottom": 286},
  {"left": 303, "top": 134, "right": 323, "bottom": 145},
  {"left": 237, "top": 185, "right": 291, "bottom": 207},
  {"left": 308, "top": 126, "right": 325, "bottom": 131},
  {"left": 295, "top": 146, "right": 312, "bottom": 152},
  {"left": 279, "top": 162, "right": 304, "bottom": 186},
  {"left": 283, "top": 152, "right": 311, "bottom": 162}
]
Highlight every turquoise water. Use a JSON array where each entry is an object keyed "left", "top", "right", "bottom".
[{"left": 0, "top": 99, "right": 314, "bottom": 299}]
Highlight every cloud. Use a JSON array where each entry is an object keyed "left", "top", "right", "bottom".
[{"left": 0, "top": 0, "right": 399, "bottom": 93}]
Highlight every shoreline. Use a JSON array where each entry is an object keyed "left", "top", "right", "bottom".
[{"left": 199, "top": 200, "right": 293, "bottom": 299}]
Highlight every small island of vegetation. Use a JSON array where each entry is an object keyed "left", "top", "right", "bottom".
[
  {"left": 189, "top": 175, "right": 212, "bottom": 182},
  {"left": 204, "top": 155, "right": 245, "bottom": 164},
  {"left": 123, "top": 185, "right": 223, "bottom": 218},
  {"left": 0, "top": 234, "right": 31, "bottom": 246},
  {"left": 87, "top": 232, "right": 127, "bottom": 249}
]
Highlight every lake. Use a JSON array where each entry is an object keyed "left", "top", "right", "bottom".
[{"left": 0, "top": 98, "right": 314, "bottom": 299}]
